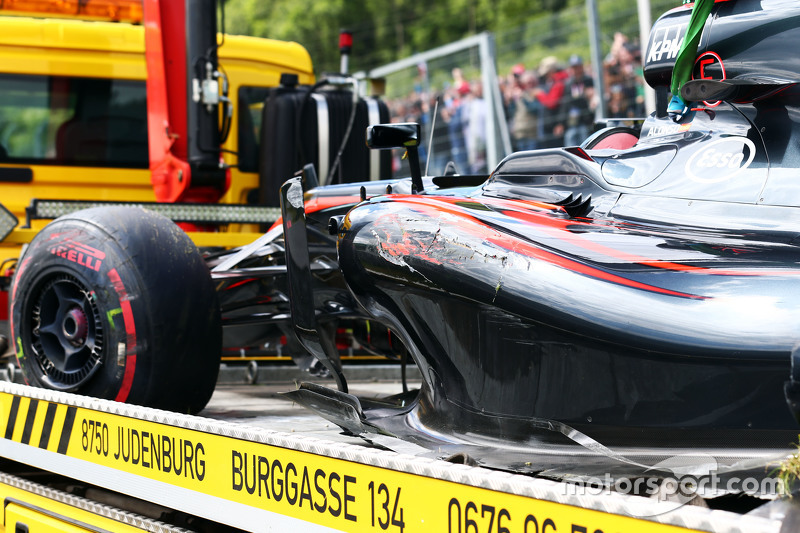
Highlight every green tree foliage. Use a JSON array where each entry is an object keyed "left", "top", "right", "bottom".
[{"left": 222, "top": 0, "right": 674, "bottom": 75}]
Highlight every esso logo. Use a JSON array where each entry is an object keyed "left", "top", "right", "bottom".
[{"left": 686, "top": 137, "right": 757, "bottom": 183}]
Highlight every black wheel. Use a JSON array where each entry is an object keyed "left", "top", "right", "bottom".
[{"left": 11, "top": 207, "right": 221, "bottom": 414}]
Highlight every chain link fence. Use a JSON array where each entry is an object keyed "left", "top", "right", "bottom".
[{"left": 368, "top": 0, "right": 677, "bottom": 176}]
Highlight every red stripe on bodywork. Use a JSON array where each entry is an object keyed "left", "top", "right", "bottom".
[
  {"left": 489, "top": 205, "right": 800, "bottom": 277},
  {"left": 269, "top": 195, "right": 361, "bottom": 230},
  {"left": 388, "top": 195, "right": 800, "bottom": 279},
  {"left": 492, "top": 206, "right": 709, "bottom": 272},
  {"left": 485, "top": 232, "right": 707, "bottom": 299},
  {"left": 377, "top": 196, "right": 706, "bottom": 299},
  {"left": 108, "top": 268, "right": 137, "bottom": 403},
  {"left": 669, "top": 0, "right": 733, "bottom": 13}
]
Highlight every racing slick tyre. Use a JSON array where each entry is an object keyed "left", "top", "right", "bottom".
[{"left": 10, "top": 207, "right": 221, "bottom": 414}]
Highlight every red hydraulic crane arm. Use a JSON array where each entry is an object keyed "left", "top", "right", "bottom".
[
  {"left": 143, "top": 0, "right": 228, "bottom": 204},
  {"left": 143, "top": 0, "right": 192, "bottom": 203}
]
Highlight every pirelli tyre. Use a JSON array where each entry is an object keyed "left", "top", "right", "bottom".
[{"left": 10, "top": 207, "right": 221, "bottom": 414}]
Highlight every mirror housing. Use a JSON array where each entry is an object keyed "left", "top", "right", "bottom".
[
  {"left": 366, "top": 123, "right": 420, "bottom": 150},
  {"left": 366, "top": 123, "right": 423, "bottom": 193},
  {"left": 0, "top": 203, "right": 17, "bottom": 243}
]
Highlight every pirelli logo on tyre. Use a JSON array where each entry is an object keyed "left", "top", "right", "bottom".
[{"left": 0, "top": 391, "right": 700, "bottom": 533}]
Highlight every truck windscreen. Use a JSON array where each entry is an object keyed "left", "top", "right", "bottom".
[{"left": 0, "top": 73, "right": 148, "bottom": 169}]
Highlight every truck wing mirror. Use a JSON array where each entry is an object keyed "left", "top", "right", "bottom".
[{"left": 0, "top": 203, "right": 17, "bottom": 243}]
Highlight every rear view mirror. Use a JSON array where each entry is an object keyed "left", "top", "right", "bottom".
[{"left": 366, "top": 123, "right": 420, "bottom": 150}]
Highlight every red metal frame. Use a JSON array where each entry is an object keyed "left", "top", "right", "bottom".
[{"left": 143, "top": 0, "right": 192, "bottom": 203}]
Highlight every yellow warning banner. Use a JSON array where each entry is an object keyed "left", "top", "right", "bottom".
[{"left": 0, "top": 391, "right": 697, "bottom": 533}]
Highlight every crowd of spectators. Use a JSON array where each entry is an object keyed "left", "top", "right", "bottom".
[{"left": 385, "top": 32, "right": 646, "bottom": 175}]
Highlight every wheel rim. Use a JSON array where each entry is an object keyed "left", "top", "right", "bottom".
[{"left": 29, "top": 274, "right": 104, "bottom": 390}]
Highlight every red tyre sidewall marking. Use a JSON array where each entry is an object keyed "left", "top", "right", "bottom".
[
  {"left": 10, "top": 256, "right": 32, "bottom": 383},
  {"left": 107, "top": 268, "right": 137, "bottom": 402}
]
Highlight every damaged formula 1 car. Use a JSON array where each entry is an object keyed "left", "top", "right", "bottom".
[
  {"left": 7, "top": 0, "right": 800, "bottom": 507},
  {"left": 281, "top": 0, "right": 800, "bottom": 502}
]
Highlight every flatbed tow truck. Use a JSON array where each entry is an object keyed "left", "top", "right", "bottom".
[
  {"left": 2, "top": 0, "right": 800, "bottom": 531},
  {"left": 0, "top": 372, "right": 789, "bottom": 533}
]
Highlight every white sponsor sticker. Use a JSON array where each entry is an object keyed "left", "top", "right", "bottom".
[
  {"left": 647, "top": 23, "right": 686, "bottom": 63},
  {"left": 686, "top": 137, "right": 757, "bottom": 183},
  {"left": 646, "top": 123, "right": 691, "bottom": 137}
]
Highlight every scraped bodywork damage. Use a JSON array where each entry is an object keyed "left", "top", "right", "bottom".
[{"left": 370, "top": 211, "right": 519, "bottom": 303}]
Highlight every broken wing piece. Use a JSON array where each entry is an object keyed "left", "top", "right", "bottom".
[
  {"left": 280, "top": 176, "right": 348, "bottom": 392},
  {"left": 283, "top": 382, "right": 370, "bottom": 436},
  {"left": 282, "top": 381, "right": 408, "bottom": 441}
]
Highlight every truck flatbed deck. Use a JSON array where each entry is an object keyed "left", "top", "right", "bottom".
[{"left": 0, "top": 371, "right": 793, "bottom": 533}]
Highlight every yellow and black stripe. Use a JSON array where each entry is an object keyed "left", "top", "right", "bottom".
[
  {"left": 0, "top": 388, "right": 712, "bottom": 533},
  {"left": 2, "top": 394, "right": 76, "bottom": 454}
]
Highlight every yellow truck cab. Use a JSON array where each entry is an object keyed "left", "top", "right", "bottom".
[{"left": 0, "top": 13, "right": 314, "bottom": 269}]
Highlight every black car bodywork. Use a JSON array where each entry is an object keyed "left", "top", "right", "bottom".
[
  {"left": 278, "top": 0, "right": 800, "bottom": 490},
  {"left": 8, "top": 0, "right": 800, "bottom": 503}
]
